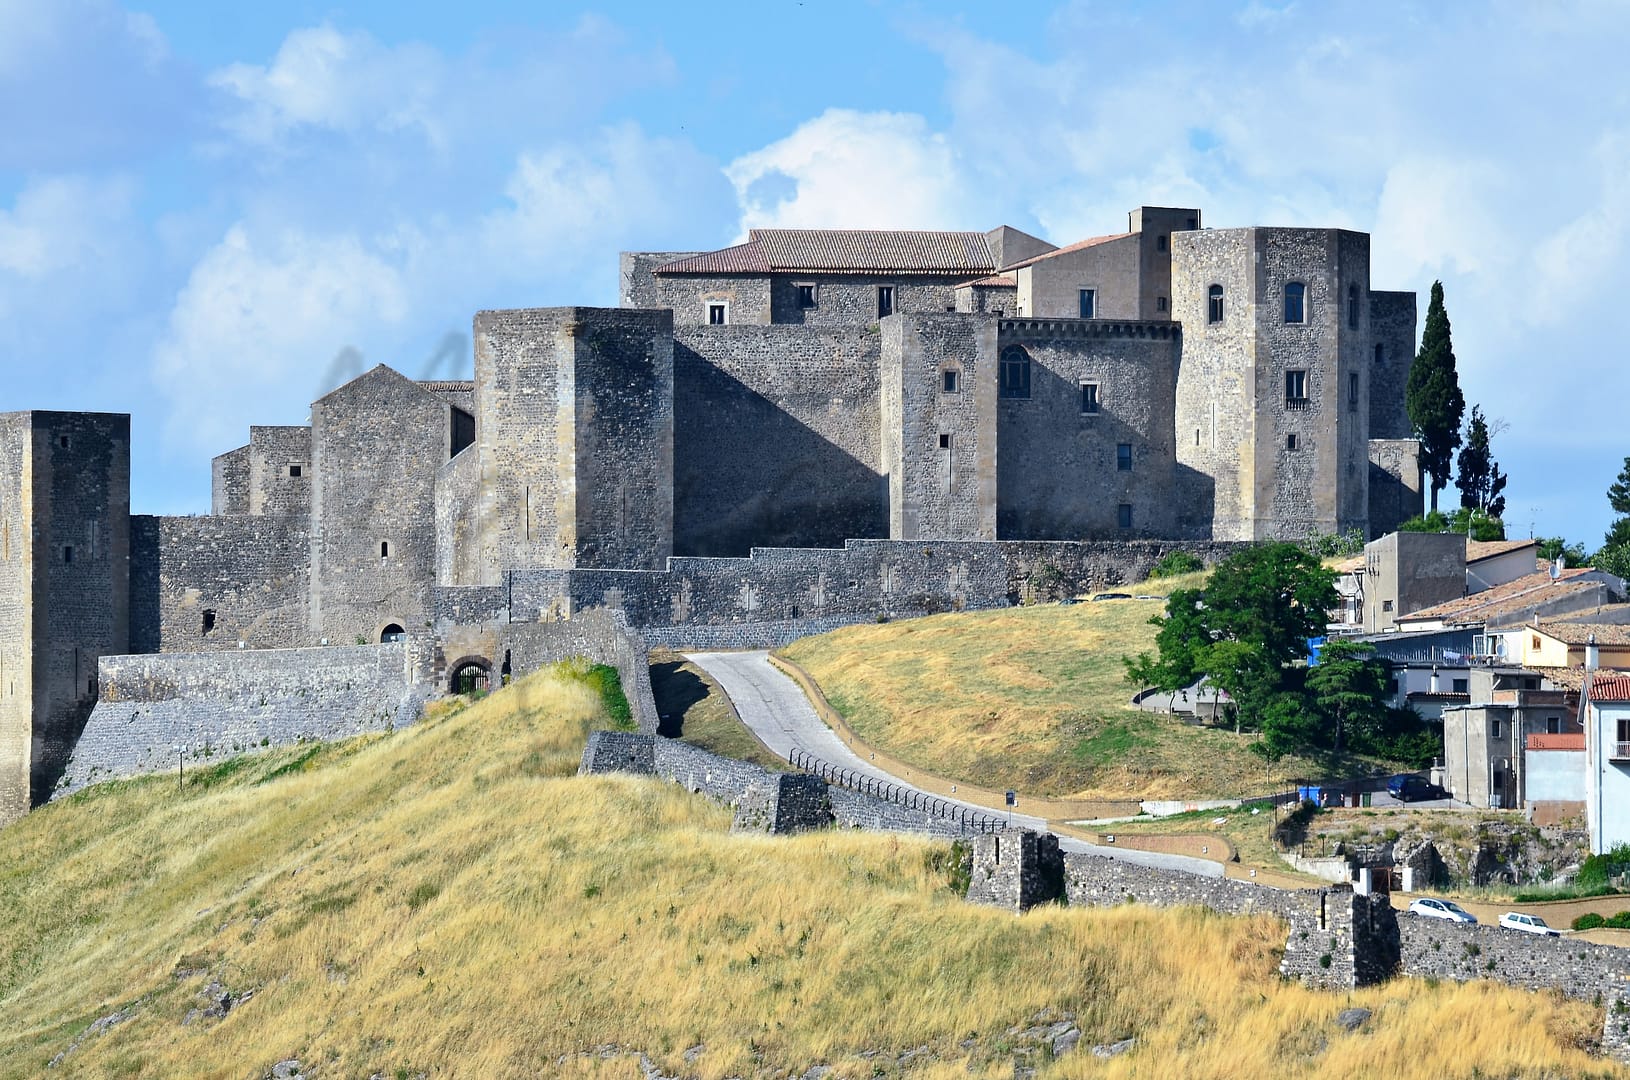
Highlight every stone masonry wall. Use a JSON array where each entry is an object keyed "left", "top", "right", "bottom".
[
  {"left": 55, "top": 642, "right": 419, "bottom": 797},
  {"left": 247, "top": 425, "right": 312, "bottom": 518},
  {"left": 619, "top": 251, "right": 702, "bottom": 310},
  {"left": 130, "top": 515, "right": 310, "bottom": 654},
  {"left": 673, "top": 324, "right": 883, "bottom": 557},
  {"left": 0, "top": 413, "right": 32, "bottom": 821},
  {"left": 1369, "top": 291, "right": 1417, "bottom": 441},
  {"left": 882, "top": 313, "right": 998, "bottom": 541},
  {"left": 997, "top": 319, "right": 1179, "bottom": 539},
  {"left": 653, "top": 273, "right": 773, "bottom": 326},
  {"left": 767, "top": 273, "right": 962, "bottom": 325},
  {"left": 211, "top": 445, "right": 250, "bottom": 516}
]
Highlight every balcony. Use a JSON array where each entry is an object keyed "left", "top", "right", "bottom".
[{"left": 1612, "top": 742, "right": 1630, "bottom": 762}]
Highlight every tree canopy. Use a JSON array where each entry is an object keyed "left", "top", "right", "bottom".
[
  {"left": 1455, "top": 405, "right": 1507, "bottom": 519},
  {"left": 1406, "top": 281, "right": 1466, "bottom": 511}
]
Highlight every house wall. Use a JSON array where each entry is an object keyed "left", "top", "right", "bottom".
[
  {"left": 1527, "top": 747, "right": 1585, "bottom": 824},
  {"left": 1129, "top": 207, "right": 1201, "bottom": 321},
  {"left": 1015, "top": 235, "right": 1142, "bottom": 320},
  {"left": 1363, "top": 531, "right": 1466, "bottom": 633},
  {"left": 1587, "top": 700, "right": 1630, "bottom": 854},
  {"left": 1469, "top": 546, "right": 1539, "bottom": 593},
  {"left": 995, "top": 319, "right": 1179, "bottom": 539}
]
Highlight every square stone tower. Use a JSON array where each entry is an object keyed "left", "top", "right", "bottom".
[
  {"left": 462, "top": 307, "right": 674, "bottom": 581},
  {"left": 0, "top": 411, "right": 129, "bottom": 822},
  {"left": 1172, "top": 227, "right": 1377, "bottom": 541}
]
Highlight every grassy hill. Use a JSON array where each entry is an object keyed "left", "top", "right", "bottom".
[
  {"left": 778, "top": 576, "right": 1407, "bottom": 801},
  {"left": 0, "top": 664, "right": 1610, "bottom": 1078}
]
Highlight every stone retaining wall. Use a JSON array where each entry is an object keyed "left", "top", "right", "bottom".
[{"left": 55, "top": 643, "right": 421, "bottom": 796}]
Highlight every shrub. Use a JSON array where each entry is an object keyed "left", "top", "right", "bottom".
[
  {"left": 1147, "top": 550, "right": 1204, "bottom": 579},
  {"left": 1577, "top": 844, "right": 1630, "bottom": 890},
  {"left": 1607, "top": 911, "right": 1630, "bottom": 930},
  {"left": 1573, "top": 913, "right": 1606, "bottom": 931}
]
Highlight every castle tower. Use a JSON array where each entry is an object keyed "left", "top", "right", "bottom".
[
  {"left": 1171, "top": 227, "right": 1377, "bottom": 541},
  {"left": 457, "top": 307, "right": 674, "bottom": 583},
  {"left": 0, "top": 412, "right": 129, "bottom": 822}
]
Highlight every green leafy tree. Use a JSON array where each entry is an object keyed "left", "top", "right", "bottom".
[
  {"left": 1125, "top": 543, "right": 1337, "bottom": 737},
  {"left": 1398, "top": 507, "right": 1505, "bottom": 541},
  {"left": 1455, "top": 405, "right": 1507, "bottom": 518},
  {"left": 1604, "top": 457, "right": 1630, "bottom": 551},
  {"left": 1406, "top": 281, "right": 1466, "bottom": 511},
  {"left": 1306, "top": 640, "right": 1389, "bottom": 754},
  {"left": 1536, "top": 537, "right": 1589, "bottom": 565}
]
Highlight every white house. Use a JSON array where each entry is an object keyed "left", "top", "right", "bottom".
[{"left": 1584, "top": 671, "right": 1630, "bottom": 855}]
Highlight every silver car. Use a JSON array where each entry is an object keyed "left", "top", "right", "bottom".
[
  {"left": 1498, "top": 911, "right": 1561, "bottom": 936},
  {"left": 1408, "top": 897, "right": 1478, "bottom": 924}
]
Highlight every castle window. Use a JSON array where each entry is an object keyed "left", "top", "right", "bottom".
[
  {"left": 1156, "top": 234, "right": 1168, "bottom": 252},
  {"left": 451, "top": 407, "right": 475, "bottom": 458},
  {"left": 1117, "top": 443, "right": 1132, "bottom": 471},
  {"left": 1374, "top": 343, "right": 1384, "bottom": 365},
  {"left": 1284, "top": 282, "right": 1306, "bottom": 324},
  {"left": 1208, "top": 285, "right": 1224, "bottom": 324},
  {"left": 380, "top": 541, "right": 390, "bottom": 558},
  {"left": 796, "top": 283, "right": 818, "bottom": 309},
  {"left": 1186, "top": 216, "right": 1197, "bottom": 230},
  {"left": 1081, "top": 382, "right": 1100, "bottom": 414},
  {"left": 1157, "top": 296, "right": 1167, "bottom": 312},
  {"left": 1287, "top": 433, "right": 1299, "bottom": 451},
  {"left": 288, "top": 464, "right": 302, "bottom": 478},
  {"left": 999, "top": 346, "right": 1031, "bottom": 399},
  {"left": 58, "top": 435, "right": 70, "bottom": 449},
  {"left": 1078, "top": 289, "right": 1096, "bottom": 319},
  {"left": 942, "top": 369, "right": 959, "bottom": 394},
  {"left": 1285, "top": 369, "right": 1308, "bottom": 404},
  {"left": 939, "top": 433, "right": 952, "bottom": 449},
  {"left": 707, "top": 302, "right": 728, "bottom": 325},
  {"left": 1348, "top": 372, "right": 1359, "bottom": 412},
  {"left": 876, "top": 286, "right": 895, "bottom": 318},
  {"left": 202, "top": 609, "right": 216, "bottom": 635},
  {"left": 381, "top": 624, "right": 406, "bottom": 643},
  {"left": 1117, "top": 503, "right": 1133, "bottom": 529},
  {"left": 1348, "top": 284, "right": 1360, "bottom": 329},
  {"left": 62, "top": 544, "right": 73, "bottom": 564}
]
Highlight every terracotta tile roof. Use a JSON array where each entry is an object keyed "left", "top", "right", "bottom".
[
  {"left": 418, "top": 381, "right": 474, "bottom": 393},
  {"left": 658, "top": 229, "right": 999, "bottom": 276},
  {"left": 1004, "top": 231, "right": 1135, "bottom": 270},
  {"left": 1588, "top": 672, "right": 1630, "bottom": 701},
  {"left": 1536, "top": 621, "right": 1630, "bottom": 646},
  {"left": 1467, "top": 538, "right": 1538, "bottom": 563},
  {"left": 954, "top": 274, "right": 1017, "bottom": 289},
  {"left": 1396, "top": 568, "right": 1601, "bottom": 626},
  {"left": 1529, "top": 665, "right": 1588, "bottom": 692},
  {"left": 1527, "top": 733, "right": 1585, "bottom": 751}
]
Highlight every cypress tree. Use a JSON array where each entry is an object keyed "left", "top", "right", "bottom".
[
  {"left": 1455, "top": 405, "right": 1507, "bottom": 517},
  {"left": 1406, "top": 281, "right": 1466, "bottom": 510}
]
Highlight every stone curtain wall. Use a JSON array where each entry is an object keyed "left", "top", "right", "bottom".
[
  {"left": 1398, "top": 915, "right": 1630, "bottom": 1002},
  {"left": 508, "top": 537, "right": 1241, "bottom": 634},
  {"left": 0, "top": 413, "right": 33, "bottom": 822},
  {"left": 618, "top": 252, "right": 701, "bottom": 310},
  {"left": 129, "top": 515, "right": 310, "bottom": 654},
  {"left": 247, "top": 426, "right": 312, "bottom": 518},
  {"left": 500, "top": 610, "right": 659, "bottom": 733},
  {"left": 580, "top": 731, "right": 981, "bottom": 838},
  {"left": 653, "top": 274, "right": 773, "bottom": 326},
  {"left": 767, "top": 273, "right": 962, "bottom": 326},
  {"left": 211, "top": 445, "right": 250, "bottom": 516},
  {"left": 432, "top": 444, "right": 482, "bottom": 586},
  {"left": 673, "top": 324, "right": 885, "bottom": 557},
  {"left": 55, "top": 642, "right": 419, "bottom": 797},
  {"left": 996, "top": 319, "right": 1180, "bottom": 540},
  {"left": 1368, "top": 291, "right": 1418, "bottom": 441}
]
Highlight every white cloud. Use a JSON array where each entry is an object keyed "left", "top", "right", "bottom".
[
  {"left": 1371, "top": 157, "right": 1508, "bottom": 285},
  {"left": 0, "top": 174, "right": 136, "bottom": 278},
  {"left": 1527, "top": 131, "right": 1630, "bottom": 321},
  {"left": 725, "top": 109, "right": 977, "bottom": 234},
  {"left": 152, "top": 226, "right": 410, "bottom": 453}
]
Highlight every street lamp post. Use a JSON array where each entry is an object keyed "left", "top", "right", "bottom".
[{"left": 175, "top": 744, "right": 187, "bottom": 789}]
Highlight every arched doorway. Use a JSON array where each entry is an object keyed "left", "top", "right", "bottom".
[
  {"left": 380, "top": 623, "right": 406, "bottom": 643},
  {"left": 449, "top": 657, "right": 492, "bottom": 696}
]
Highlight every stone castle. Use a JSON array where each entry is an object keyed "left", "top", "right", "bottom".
[{"left": 0, "top": 204, "right": 1425, "bottom": 819}]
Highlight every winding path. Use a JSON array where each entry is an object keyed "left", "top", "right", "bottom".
[{"left": 683, "top": 649, "right": 1221, "bottom": 877}]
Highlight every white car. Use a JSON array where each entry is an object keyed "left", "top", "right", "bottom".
[
  {"left": 1408, "top": 897, "right": 1478, "bottom": 924},
  {"left": 1499, "top": 911, "right": 1561, "bottom": 936}
]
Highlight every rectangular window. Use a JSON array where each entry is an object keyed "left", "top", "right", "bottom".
[
  {"left": 1157, "top": 296, "right": 1167, "bottom": 312},
  {"left": 1117, "top": 503, "right": 1133, "bottom": 529},
  {"left": 796, "top": 283, "right": 817, "bottom": 309},
  {"left": 58, "top": 435, "right": 70, "bottom": 449},
  {"left": 877, "top": 286, "right": 895, "bottom": 318},
  {"left": 288, "top": 464, "right": 302, "bottom": 478},
  {"left": 1078, "top": 289, "right": 1095, "bottom": 319},
  {"left": 1491, "top": 720, "right": 1502, "bottom": 738},
  {"left": 1382, "top": 599, "right": 1393, "bottom": 611},
  {"left": 202, "top": 609, "right": 216, "bottom": 635},
  {"left": 707, "top": 303, "right": 728, "bottom": 325},
  {"left": 1186, "top": 216, "right": 1197, "bottom": 230},
  {"left": 1547, "top": 716, "right": 1561, "bottom": 734},
  {"left": 1000, "top": 349, "right": 1031, "bottom": 399},
  {"left": 1117, "top": 443, "right": 1132, "bottom": 471},
  {"left": 1285, "top": 369, "right": 1308, "bottom": 403},
  {"left": 942, "top": 370, "right": 958, "bottom": 393},
  {"left": 1287, "top": 433, "right": 1299, "bottom": 451},
  {"left": 62, "top": 545, "right": 73, "bottom": 564},
  {"left": 938, "top": 433, "right": 951, "bottom": 449},
  {"left": 1081, "top": 382, "right": 1100, "bottom": 414},
  {"left": 1348, "top": 372, "right": 1359, "bottom": 412},
  {"left": 1284, "top": 282, "right": 1306, "bottom": 323},
  {"left": 1453, "top": 678, "right": 1468, "bottom": 694}
]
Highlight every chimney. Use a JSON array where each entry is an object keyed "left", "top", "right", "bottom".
[
  {"left": 1586, "top": 632, "right": 1599, "bottom": 672},
  {"left": 1430, "top": 665, "right": 1440, "bottom": 693}
]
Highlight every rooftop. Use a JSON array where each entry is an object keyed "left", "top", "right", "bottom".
[
  {"left": 657, "top": 229, "right": 1002, "bottom": 276},
  {"left": 1467, "top": 538, "right": 1538, "bottom": 563},
  {"left": 1003, "top": 232, "right": 1135, "bottom": 270},
  {"left": 1588, "top": 672, "right": 1630, "bottom": 702},
  {"left": 1534, "top": 621, "right": 1630, "bottom": 646},
  {"left": 1396, "top": 567, "right": 1601, "bottom": 627},
  {"left": 954, "top": 274, "right": 1017, "bottom": 289}
]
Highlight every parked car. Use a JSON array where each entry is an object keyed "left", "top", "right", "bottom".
[
  {"left": 1091, "top": 592, "right": 1132, "bottom": 601},
  {"left": 1388, "top": 774, "right": 1449, "bottom": 802},
  {"left": 1498, "top": 911, "right": 1562, "bottom": 936},
  {"left": 1133, "top": 594, "right": 1163, "bottom": 601},
  {"left": 1409, "top": 897, "right": 1478, "bottom": 924}
]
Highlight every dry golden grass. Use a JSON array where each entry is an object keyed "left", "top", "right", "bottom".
[
  {"left": 0, "top": 666, "right": 1616, "bottom": 1078},
  {"left": 649, "top": 648, "right": 789, "bottom": 771},
  {"left": 779, "top": 575, "right": 1399, "bottom": 800}
]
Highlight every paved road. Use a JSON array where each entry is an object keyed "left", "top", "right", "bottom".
[{"left": 684, "top": 649, "right": 1221, "bottom": 877}]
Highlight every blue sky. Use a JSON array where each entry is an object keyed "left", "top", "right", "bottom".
[{"left": 3, "top": 0, "right": 1628, "bottom": 549}]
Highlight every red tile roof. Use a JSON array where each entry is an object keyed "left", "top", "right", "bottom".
[
  {"left": 1467, "top": 538, "right": 1538, "bottom": 563},
  {"left": 1527, "top": 733, "right": 1585, "bottom": 751},
  {"left": 658, "top": 229, "right": 1000, "bottom": 275},
  {"left": 1536, "top": 621, "right": 1630, "bottom": 646},
  {"left": 1589, "top": 673, "right": 1630, "bottom": 701},
  {"left": 954, "top": 274, "right": 1016, "bottom": 288},
  {"left": 1004, "top": 232, "right": 1135, "bottom": 270}
]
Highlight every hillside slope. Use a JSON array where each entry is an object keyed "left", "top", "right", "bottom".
[{"left": 0, "top": 666, "right": 1611, "bottom": 1078}]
